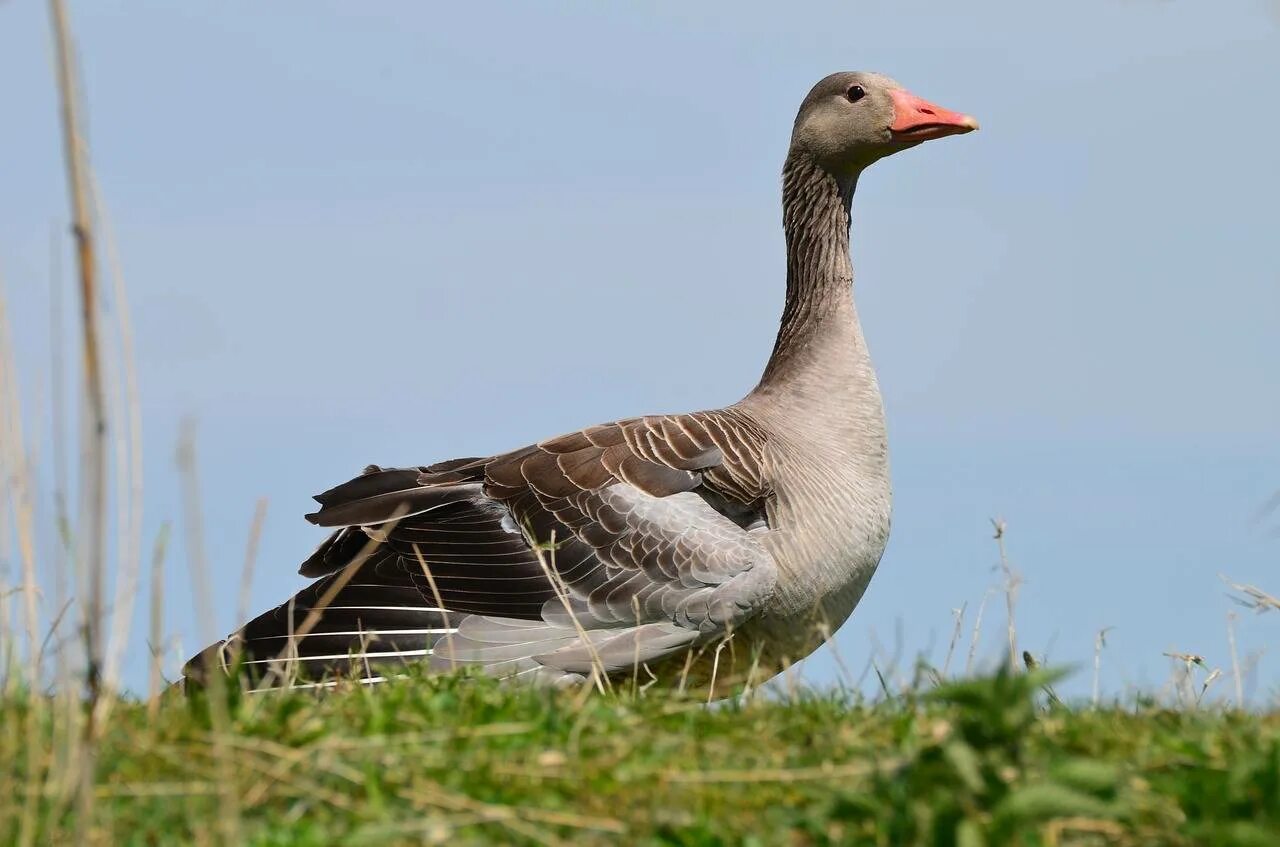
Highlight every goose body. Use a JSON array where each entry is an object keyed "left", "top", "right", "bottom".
[{"left": 186, "top": 72, "right": 976, "bottom": 692}]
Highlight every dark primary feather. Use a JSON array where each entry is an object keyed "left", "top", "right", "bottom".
[{"left": 185, "top": 548, "right": 452, "bottom": 686}]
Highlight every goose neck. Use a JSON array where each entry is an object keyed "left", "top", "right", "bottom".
[{"left": 755, "top": 151, "right": 862, "bottom": 390}]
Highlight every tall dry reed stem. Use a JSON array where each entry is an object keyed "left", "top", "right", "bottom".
[
  {"left": 991, "top": 518, "right": 1019, "bottom": 672},
  {"left": 50, "top": 0, "right": 108, "bottom": 704},
  {"left": 92, "top": 174, "right": 145, "bottom": 724},
  {"left": 49, "top": 225, "right": 71, "bottom": 684},
  {"left": 965, "top": 587, "right": 993, "bottom": 677},
  {"left": 45, "top": 226, "right": 80, "bottom": 841},
  {"left": 147, "top": 524, "right": 171, "bottom": 716},
  {"left": 1092, "top": 626, "right": 1113, "bottom": 708},
  {"left": 47, "top": 2, "right": 109, "bottom": 836},
  {"left": 225, "top": 498, "right": 267, "bottom": 672},
  {"left": 0, "top": 460, "right": 12, "bottom": 692},
  {"left": 941, "top": 603, "right": 966, "bottom": 679},
  {"left": 236, "top": 499, "right": 269, "bottom": 631},
  {"left": 0, "top": 280, "right": 48, "bottom": 847},
  {"left": 176, "top": 422, "right": 244, "bottom": 844},
  {"left": 1226, "top": 611, "right": 1244, "bottom": 707},
  {"left": 0, "top": 286, "right": 42, "bottom": 669}
]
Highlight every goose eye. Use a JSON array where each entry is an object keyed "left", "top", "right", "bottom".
[{"left": 845, "top": 85, "right": 866, "bottom": 103}]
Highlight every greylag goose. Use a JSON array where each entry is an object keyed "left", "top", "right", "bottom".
[{"left": 186, "top": 72, "right": 977, "bottom": 692}]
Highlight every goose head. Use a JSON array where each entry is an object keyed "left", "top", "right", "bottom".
[{"left": 790, "top": 72, "right": 978, "bottom": 175}]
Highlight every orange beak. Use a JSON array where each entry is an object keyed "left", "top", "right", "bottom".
[{"left": 888, "top": 88, "right": 979, "bottom": 142}]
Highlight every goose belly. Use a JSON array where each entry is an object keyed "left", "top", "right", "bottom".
[{"left": 750, "top": 467, "right": 892, "bottom": 665}]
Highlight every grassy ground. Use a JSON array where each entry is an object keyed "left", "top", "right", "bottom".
[
  {"left": 2, "top": 667, "right": 1277, "bottom": 846},
  {"left": 2, "top": 6, "right": 1276, "bottom": 846}
]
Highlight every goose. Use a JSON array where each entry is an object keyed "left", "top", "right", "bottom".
[{"left": 185, "top": 72, "right": 977, "bottom": 693}]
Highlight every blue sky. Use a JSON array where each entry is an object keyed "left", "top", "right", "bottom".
[{"left": 2, "top": 1, "right": 1277, "bottom": 700}]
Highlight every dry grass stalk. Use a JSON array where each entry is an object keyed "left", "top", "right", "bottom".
[
  {"left": 411, "top": 543, "right": 454, "bottom": 669},
  {"left": 1197, "top": 668, "right": 1223, "bottom": 706},
  {"left": 665, "top": 756, "right": 902, "bottom": 784},
  {"left": 818, "top": 619, "right": 857, "bottom": 692},
  {"left": 707, "top": 635, "right": 733, "bottom": 704},
  {"left": 281, "top": 596, "right": 298, "bottom": 689},
  {"left": 1092, "top": 626, "right": 1113, "bottom": 707},
  {"left": 966, "top": 587, "right": 993, "bottom": 676},
  {"left": 1248, "top": 490, "right": 1280, "bottom": 530},
  {"left": 175, "top": 421, "right": 244, "bottom": 844},
  {"left": 1162, "top": 651, "right": 1205, "bottom": 667},
  {"left": 44, "top": 226, "right": 80, "bottom": 834},
  {"left": 1162, "top": 651, "right": 1219, "bottom": 707},
  {"left": 0, "top": 287, "right": 46, "bottom": 845},
  {"left": 676, "top": 649, "right": 696, "bottom": 696},
  {"left": 0, "top": 287, "right": 42, "bottom": 672},
  {"left": 92, "top": 174, "right": 145, "bottom": 721},
  {"left": 1226, "top": 611, "right": 1244, "bottom": 707},
  {"left": 527, "top": 528, "right": 612, "bottom": 696},
  {"left": 778, "top": 654, "right": 800, "bottom": 702},
  {"left": 630, "top": 595, "right": 644, "bottom": 697},
  {"left": 1221, "top": 575, "right": 1280, "bottom": 615},
  {"left": 941, "top": 602, "right": 966, "bottom": 679},
  {"left": 0, "top": 585, "right": 12, "bottom": 695},
  {"left": 47, "top": 222, "right": 71, "bottom": 653},
  {"left": 47, "top": 2, "right": 111, "bottom": 836},
  {"left": 147, "top": 524, "right": 171, "bottom": 715},
  {"left": 49, "top": 0, "right": 108, "bottom": 703},
  {"left": 222, "top": 733, "right": 589, "bottom": 844},
  {"left": 236, "top": 499, "right": 269, "bottom": 630},
  {"left": 868, "top": 619, "right": 906, "bottom": 694},
  {"left": 1238, "top": 649, "right": 1263, "bottom": 704},
  {"left": 991, "top": 518, "right": 1020, "bottom": 672},
  {"left": 258, "top": 505, "right": 410, "bottom": 689},
  {"left": 1044, "top": 817, "right": 1126, "bottom": 846},
  {"left": 224, "top": 498, "right": 268, "bottom": 673}
]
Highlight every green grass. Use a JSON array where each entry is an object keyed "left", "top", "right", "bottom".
[{"left": 3, "top": 668, "right": 1278, "bottom": 846}]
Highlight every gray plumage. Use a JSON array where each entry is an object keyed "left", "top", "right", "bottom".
[{"left": 184, "top": 71, "right": 977, "bottom": 693}]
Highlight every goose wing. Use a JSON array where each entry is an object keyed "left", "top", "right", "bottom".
[{"left": 292, "top": 409, "right": 777, "bottom": 684}]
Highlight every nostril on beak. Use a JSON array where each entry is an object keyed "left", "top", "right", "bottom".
[{"left": 919, "top": 107, "right": 935, "bottom": 116}]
